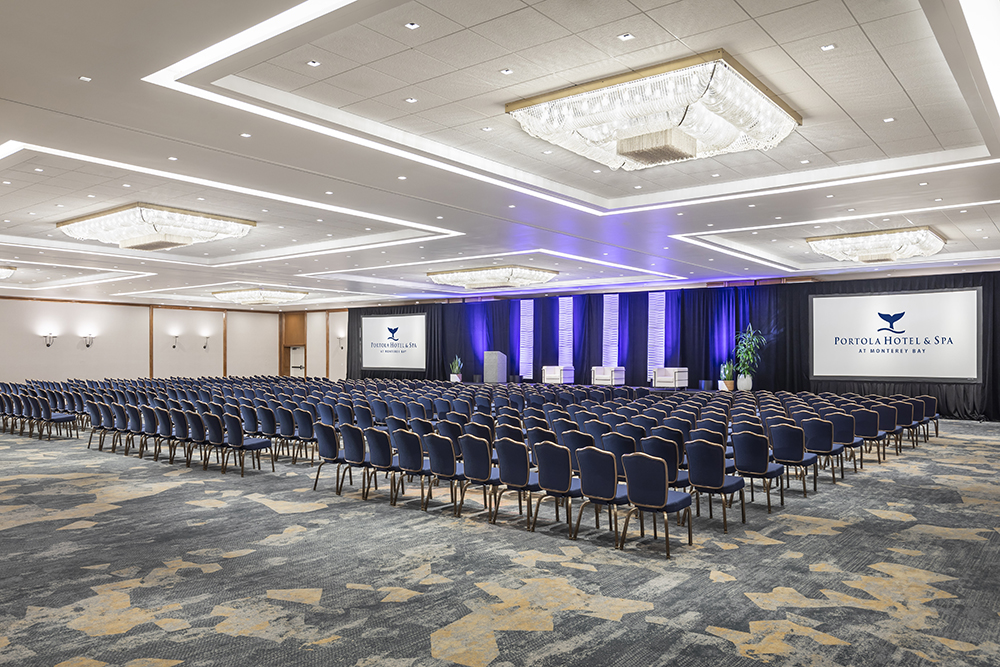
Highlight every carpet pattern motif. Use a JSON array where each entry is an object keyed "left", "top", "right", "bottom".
[{"left": 1, "top": 421, "right": 998, "bottom": 666}]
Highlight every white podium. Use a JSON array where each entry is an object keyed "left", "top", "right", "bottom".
[
  {"left": 542, "top": 366, "right": 574, "bottom": 384},
  {"left": 483, "top": 351, "right": 507, "bottom": 384},
  {"left": 652, "top": 367, "right": 688, "bottom": 388},
  {"left": 591, "top": 366, "right": 625, "bottom": 386}
]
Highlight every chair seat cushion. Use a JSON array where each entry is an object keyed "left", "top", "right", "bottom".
[
  {"left": 670, "top": 470, "right": 690, "bottom": 488},
  {"left": 436, "top": 461, "right": 465, "bottom": 481},
  {"left": 738, "top": 462, "right": 784, "bottom": 479},
  {"left": 589, "top": 481, "right": 630, "bottom": 506},
  {"left": 664, "top": 489, "right": 693, "bottom": 513},
  {"left": 546, "top": 477, "right": 583, "bottom": 498},
  {"left": 403, "top": 459, "right": 434, "bottom": 476},
  {"left": 725, "top": 460, "right": 736, "bottom": 475},
  {"left": 720, "top": 475, "right": 746, "bottom": 493},
  {"left": 469, "top": 469, "right": 502, "bottom": 486},
  {"left": 240, "top": 437, "right": 272, "bottom": 451}
]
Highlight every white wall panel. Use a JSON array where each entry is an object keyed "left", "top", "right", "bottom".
[
  {"left": 0, "top": 299, "right": 149, "bottom": 383},
  {"left": 306, "top": 311, "right": 327, "bottom": 378},
  {"left": 328, "top": 311, "right": 349, "bottom": 381},
  {"left": 227, "top": 311, "right": 279, "bottom": 377},
  {"left": 152, "top": 309, "right": 224, "bottom": 378}
]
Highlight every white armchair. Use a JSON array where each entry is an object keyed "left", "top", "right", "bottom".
[
  {"left": 653, "top": 366, "right": 688, "bottom": 389},
  {"left": 542, "top": 366, "right": 574, "bottom": 384},
  {"left": 591, "top": 366, "right": 625, "bottom": 386}
]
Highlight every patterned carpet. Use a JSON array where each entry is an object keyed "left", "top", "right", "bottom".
[{"left": 1, "top": 420, "right": 998, "bottom": 667}]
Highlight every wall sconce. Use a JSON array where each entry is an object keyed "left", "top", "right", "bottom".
[
  {"left": 337, "top": 336, "right": 345, "bottom": 350},
  {"left": 203, "top": 336, "right": 210, "bottom": 350},
  {"left": 43, "top": 334, "right": 56, "bottom": 347},
  {"left": 172, "top": 335, "right": 178, "bottom": 349},
  {"left": 83, "top": 335, "right": 94, "bottom": 348}
]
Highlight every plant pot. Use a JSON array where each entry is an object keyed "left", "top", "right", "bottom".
[
  {"left": 736, "top": 374, "right": 753, "bottom": 391},
  {"left": 449, "top": 374, "right": 462, "bottom": 382},
  {"left": 718, "top": 380, "right": 735, "bottom": 391}
]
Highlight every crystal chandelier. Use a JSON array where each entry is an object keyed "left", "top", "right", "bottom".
[
  {"left": 57, "top": 203, "right": 256, "bottom": 251},
  {"left": 427, "top": 265, "right": 558, "bottom": 290},
  {"left": 0, "top": 266, "right": 16, "bottom": 279},
  {"left": 213, "top": 288, "right": 309, "bottom": 305},
  {"left": 507, "top": 49, "right": 800, "bottom": 171},
  {"left": 807, "top": 227, "right": 946, "bottom": 263}
]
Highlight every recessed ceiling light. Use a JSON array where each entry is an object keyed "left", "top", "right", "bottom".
[
  {"left": 197, "top": 197, "right": 205, "bottom": 201},
  {"left": 751, "top": 231, "right": 758, "bottom": 235},
  {"left": 365, "top": 227, "right": 371, "bottom": 231},
  {"left": 261, "top": 209, "right": 268, "bottom": 212},
  {"left": 706, "top": 223, "right": 713, "bottom": 227},
  {"left": 316, "top": 219, "right": 323, "bottom": 222},
  {"left": 542, "top": 150, "right": 552, "bottom": 154},
  {"left": 634, "top": 185, "right": 642, "bottom": 189},
  {"left": 677, "top": 212, "right": 684, "bottom": 216},
  {"left": 662, "top": 246, "right": 669, "bottom": 250},
  {"left": 820, "top": 44, "right": 836, "bottom": 51},
  {"left": 500, "top": 68, "right": 513, "bottom": 75},
  {"left": 405, "top": 97, "right": 418, "bottom": 103},
  {"left": 976, "top": 228, "right": 983, "bottom": 231},
  {"left": 883, "top": 117, "right": 895, "bottom": 123},
  {"left": 436, "top": 216, "right": 443, "bottom": 219},
  {"left": 800, "top": 159, "right": 810, "bottom": 164},
  {"left": 79, "top": 76, "right": 92, "bottom": 82},
  {"left": 307, "top": 60, "right": 321, "bottom": 67},
  {"left": 29, "top": 212, "right": 35, "bottom": 215},
  {"left": 618, "top": 33, "right": 635, "bottom": 41},
  {"left": 709, "top": 258, "right": 714, "bottom": 261},
  {"left": 481, "top": 126, "right": 493, "bottom": 132},
  {"left": 882, "top": 218, "right": 890, "bottom": 221},
  {"left": 847, "top": 208, "right": 855, "bottom": 211},
  {"left": 122, "top": 184, "right": 130, "bottom": 187},
  {"left": 593, "top": 169, "right": 601, "bottom": 173},
  {"left": 934, "top": 198, "right": 942, "bottom": 202},
  {"left": 56, "top": 204, "right": 64, "bottom": 207},
  {"left": 960, "top": 209, "right": 967, "bottom": 213},
  {"left": 1, "top": 181, "right": 9, "bottom": 185},
  {"left": 168, "top": 156, "right": 178, "bottom": 161},
  {"left": 398, "top": 176, "right": 407, "bottom": 180},
  {"left": 919, "top": 182, "right": 928, "bottom": 186},
  {"left": 985, "top": 236, "right": 991, "bottom": 239},
  {"left": 240, "top": 133, "right": 251, "bottom": 137},
  {"left": 87, "top": 194, "right": 95, "bottom": 198},
  {"left": 404, "top": 22, "right": 419, "bottom": 29},
  {"left": 711, "top": 173, "right": 720, "bottom": 177},
  {"left": 508, "top": 205, "right": 516, "bottom": 208},
  {"left": 325, "top": 191, "right": 333, "bottom": 195},
  {"left": 826, "top": 194, "right": 834, "bottom": 198},
  {"left": 34, "top": 168, "right": 43, "bottom": 172},
  {"left": 748, "top": 204, "right": 755, "bottom": 207},
  {"left": 775, "top": 216, "right": 782, "bottom": 220},
  {"left": 814, "top": 225, "right": 821, "bottom": 229}
]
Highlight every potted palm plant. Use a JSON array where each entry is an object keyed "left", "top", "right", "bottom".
[
  {"left": 719, "top": 360, "right": 736, "bottom": 392},
  {"left": 449, "top": 355, "right": 463, "bottom": 382},
  {"left": 734, "top": 323, "right": 766, "bottom": 391}
]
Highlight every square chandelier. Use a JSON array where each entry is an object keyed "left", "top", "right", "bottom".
[
  {"left": 807, "top": 226, "right": 946, "bottom": 263},
  {"left": 57, "top": 203, "right": 256, "bottom": 251},
  {"left": 213, "top": 288, "right": 309, "bottom": 306},
  {"left": 427, "top": 265, "right": 558, "bottom": 290},
  {"left": 506, "top": 49, "right": 801, "bottom": 171}
]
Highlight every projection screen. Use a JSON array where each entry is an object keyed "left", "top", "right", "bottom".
[{"left": 361, "top": 313, "right": 427, "bottom": 371}]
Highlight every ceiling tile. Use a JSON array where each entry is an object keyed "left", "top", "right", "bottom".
[
  {"left": 533, "top": 0, "right": 640, "bottom": 34},
  {"left": 577, "top": 13, "right": 677, "bottom": 58},
  {"left": 842, "top": 0, "right": 921, "bottom": 23},
  {"left": 755, "top": 0, "right": 857, "bottom": 44},
  {"left": 417, "top": 0, "right": 527, "bottom": 27},
  {"left": 270, "top": 45, "right": 359, "bottom": 80},
  {"left": 418, "top": 69, "right": 500, "bottom": 101},
  {"left": 384, "top": 115, "right": 448, "bottom": 135},
  {"left": 824, "top": 144, "right": 887, "bottom": 163},
  {"left": 340, "top": 98, "right": 410, "bottom": 123},
  {"left": 370, "top": 86, "right": 451, "bottom": 112},
  {"left": 361, "top": 2, "right": 464, "bottom": 47},
  {"left": 557, "top": 59, "right": 631, "bottom": 85},
  {"left": 734, "top": 0, "right": 816, "bottom": 17},
  {"left": 312, "top": 25, "right": 408, "bottom": 64},
  {"left": 294, "top": 81, "right": 365, "bottom": 108},
  {"left": 681, "top": 19, "right": 778, "bottom": 56},
  {"left": 325, "top": 66, "right": 409, "bottom": 99},
  {"left": 877, "top": 134, "right": 943, "bottom": 158},
  {"left": 612, "top": 41, "right": 699, "bottom": 69},
  {"left": 416, "top": 102, "right": 490, "bottom": 128},
  {"left": 936, "top": 128, "right": 984, "bottom": 150},
  {"left": 237, "top": 63, "right": 316, "bottom": 92},
  {"left": 862, "top": 10, "right": 934, "bottom": 49},
  {"left": 368, "top": 49, "right": 457, "bottom": 83},
  {"left": 500, "top": 73, "right": 576, "bottom": 100},
  {"left": 470, "top": 8, "right": 572, "bottom": 51},
  {"left": 517, "top": 35, "right": 612, "bottom": 73},
  {"left": 460, "top": 55, "right": 552, "bottom": 91},
  {"left": 415, "top": 30, "right": 511, "bottom": 66},
  {"left": 647, "top": 0, "right": 752, "bottom": 40},
  {"left": 796, "top": 119, "right": 873, "bottom": 152}
]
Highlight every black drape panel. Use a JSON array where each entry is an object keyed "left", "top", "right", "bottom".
[
  {"left": 347, "top": 304, "right": 446, "bottom": 380},
  {"left": 679, "top": 287, "right": 736, "bottom": 386},
  {"left": 509, "top": 300, "right": 522, "bottom": 380},
  {"left": 441, "top": 303, "right": 478, "bottom": 381},
  {"left": 532, "top": 297, "right": 559, "bottom": 382},
  {"left": 484, "top": 300, "right": 513, "bottom": 381},
  {"left": 664, "top": 290, "right": 683, "bottom": 367},
  {"left": 572, "top": 294, "right": 603, "bottom": 384},
  {"left": 735, "top": 284, "right": 784, "bottom": 391},
  {"left": 619, "top": 292, "right": 648, "bottom": 386}
]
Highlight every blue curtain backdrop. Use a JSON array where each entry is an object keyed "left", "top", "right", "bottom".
[{"left": 346, "top": 270, "right": 999, "bottom": 420}]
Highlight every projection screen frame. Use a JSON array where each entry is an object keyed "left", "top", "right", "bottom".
[{"left": 808, "top": 286, "right": 982, "bottom": 384}]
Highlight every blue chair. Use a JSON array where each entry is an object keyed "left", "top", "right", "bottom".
[
  {"left": 600, "top": 431, "right": 635, "bottom": 479},
  {"left": 731, "top": 431, "right": 784, "bottom": 512},
  {"left": 201, "top": 413, "right": 226, "bottom": 472},
  {"left": 604, "top": 413, "right": 627, "bottom": 429},
  {"left": 370, "top": 398, "right": 389, "bottom": 425},
  {"left": 338, "top": 424, "right": 370, "bottom": 496},
  {"left": 631, "top": 414, "right": 657, "bottom": 435},
  {"left": 619, "top": 452, "right": 693, "bottom": 557},
  {"left": 531, "top": 442, "right": 582, "bottom": 534},
  {"left": 851, "top": 407, "right": 885, "bottom": 464},
  {"left": 583, "top": 419, "right": 612, "bottom": 448},
  {"left": 573, "top": 446, "right": 630, "bottom": 544},
  {"left": 918, "top": 395, "right": 939, "bottom": 438},
  {"left": 365, "top": 428, "right": 402, "bottom": 503},
  {"left": 615, "top": 422, "right": 646, "bottom": 450},
  {"left": 317, "top": 402, "right": 336, "bottom": 427},
  {"left": 394, "top": 429, "right": 433, "bottom": 507},
  {"left": 38, "top": 396, "right": 78, "bottom": 441},
  {"left": 313, "top": 423, "right": 349, "bottom": 493},
  {"left": 138, "top": 405, "right": 158, "bottom": 457},
  {"left": 802, "top": 418, "right": 844, "bottom": 484},
  {"left": 458, "top": 434, "right": 501, "bottom": 516},
  {"left": 770, "top": 424, "right": 819, "bottom": 497},
  {"left": 223, "top": 413, "right": 273, "bottom": 477},
  {"left": 354, "top": 405, "right": 375, "bottom": 430},
  {"left": 495, "top": 423, "right": 524, "bottom": 443},
  {"left": 640, "top": 434, "right": 689, "bottom": 490},
  {"left": 424, "top": 432, "right": 465, "bottom": 515},
  {"left": 463, "top": 421, "right": 493, "bottom": 446},
  {"left": 433, "top": 398, "right": 451, "bottom": 421},
  {"left": 561, "top": 429, "right": 594, "bottom": 472},
  {"left": 335, "top": 403, "right": 355, "bottom": 427},
  {"left": 85, "top": 401, "right": 105, "bottom": 449},
  {"left": 872, "top": 404, "right": 900, "bottom": 459},
  {"left": 493, "top": 437, "right": 541, "bottom": 526},
  {"left": 663, "top": 416, "right": 692, "bottom": 442},
  {"left": 686, "top": 439, "right": 746, "bottom": 533},
  {"left": 293, "top": 408, "right": 317, "bottom": 464},
  {"left": 829, "top": 412, "right": 864, "bottom": 471}
]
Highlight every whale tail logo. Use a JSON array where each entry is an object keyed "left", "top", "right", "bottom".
[
  {"left": 387, "top": 327, "right": 399, "bottom": 341},
  {"left": 877, "top": 312, "right": 905, "bottom": 334}
]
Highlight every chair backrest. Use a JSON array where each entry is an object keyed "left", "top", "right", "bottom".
[
  {"left": 425, "top": 432, "right": 459, "bottom": 477},
  {"left": 685, "top": 439, "right": 726, "bottom": 490},
  {"left": 370, "top": 398, "right": 389, "bottom": 423},
  {"left": 615, "top": 422, "right": 645, "bottom": 449},
  {"left": 186, "top": 411, "right": 206, "bottom": 443},
  {"left": 315, "top": 422, "right": 340, "bottom": 461},
  {"left": 622, "top": 452, "right": 670, "bottom": 510},
  {"left": 471, "top": 412, "right": 495, "bottom": 432},
  {"left": 203, "top": 413, "right": 224, "bottom": 446},
  {"left": 406, "top": 401, "right": 426, "bottom": 421},
  {"left": 909, "top": 399, "right": 924, "bottom": 422},
  {"left": 526, "top": 427, "right": 557, "bottom": 450},
  {"left": 689, "top": 427, "right": 724, "bottom": 446},
  {"left": 112, "top": 403, "right": 128, "bottom": 428},
  {"left": 223, "top": 413, "right": 245, "bottom": 447},
  {"left": 850, "top": 408, "right": 879, "bottom": 438},
  {"left": 583, "top": 419, "right": 612, "bottom": 445},
  {"left": 394, "top": 429, "right": 424, "bottom": 473},
  {"left": 892, "top": 401, "right": 913, "bottom": 425},
  {"left": 576, "top": 446, "right": 619, "bottom": 501},
  {"left": 561, "top": 429, "right": 594, "bottom": 471},
  {"left": 364, "top": 428, "right": 394, "bottom": 469},
  {"left": 732, "top": 419, "right": 764, "bottom": 436},
  {"left": 432, "top": 419, "right": 460, "bottom": 456},
  {"left": 632, "top": 414, "right": 657, "bottom": 434},
  {"left": 802, "top": 418, "right": 834, "bottom": 453},
  {"left": 354, "top": 405, "right": 375, "bottom": 429},
  {"left": 495, "top": 424, "right": 524, "bottom": 443},
  {"left": 600, "top": 431, "right": 635, "bottom": 478},
  {"left": 276, "top": 407, "right": 296, "bottom": 437},
  {"left": 256, "top": 406, "right": 277, "bottom": 436},
  {"left": 460, "top": 434, "right": 493, "bottom": 483},
  {"left": 918, "top": 395, "right": 938, "bottom": 418},
  {"left": 873, "top": 404, "right": 898, "bottom": 431},
  {"left": 335, "top": 403, "right": 354, "bottom": 426},
  {"left": 463, "top": 421, "right": 493, "bottom": 444},
  {"left": 444, "top": 411, "right": 469, "bottom": 426},
  {"left": 534, "top": 441, "right": 573, "bottom": 494},
  {"left": 731, "top": 431, "right": 770, "bottom": 475},
  {"left": 638, "top": 435, "right": 680, "bottom": 484},
  {"left": 663, "top": 416, "right": 691, "bottom": 441},
  {"left": 294, "top": 409, "right": 315, "bottom": 439},
  {"left": 828, "top": 412, "right": 855, "bottom": 445},
  {"left": 495, "top": 437, "right": 531, "bottom": 487},
  {"left": 241, "top": 405, "right": 259, "bottom": 433},
  {"left": 770, "top": 424, "right": 806, "bottom": 463},
  {"left": 140, "top": 405, "right": 157, "bottom": 434},
  {"left": 154, "top": 407, "right": 171, "bottom": 437},
  {"left": 604, "top": 413, "right": 627, "bottom": 429},
  {"left": 340, "top": 423, "right": 366, "bottom": 464}
]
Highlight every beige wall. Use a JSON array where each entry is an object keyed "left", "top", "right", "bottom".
[
  {"left": 328, "top": 311, "right": 349, "bottom": 381},
  {"left": 305, "top": 311, "right": 327, "bottom": 378},
  {"left": 228, "top": 311, "right": 279, "bottom": 377}
]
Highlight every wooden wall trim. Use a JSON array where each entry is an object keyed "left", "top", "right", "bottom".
[
  {"left": 222, "top": 311, "right": 228, "bottom": 377},
  {"left": 325, "top": 310, "right": 330, "bottom": 379},
  {"left": 148, "top": 305, "right": 154, "bottom": 378}
]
